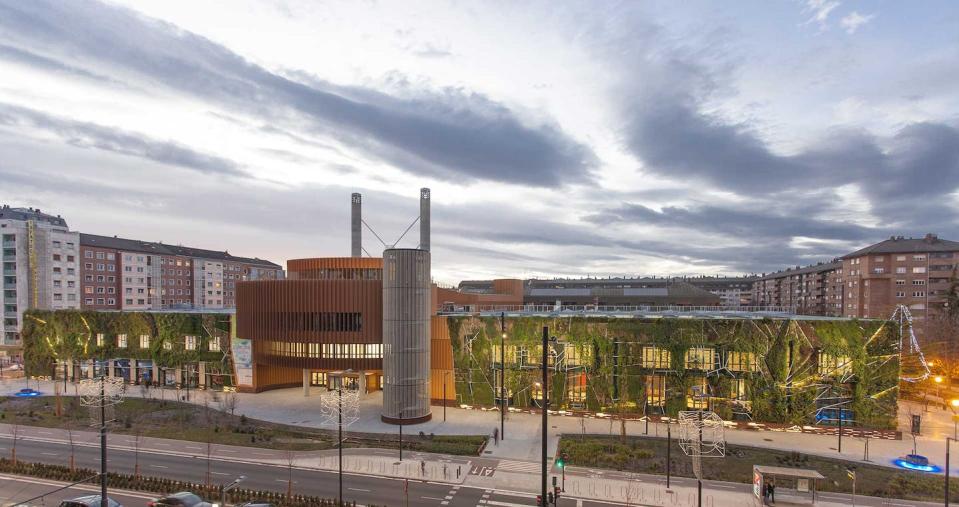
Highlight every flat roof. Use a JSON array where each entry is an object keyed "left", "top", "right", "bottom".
[{"left": 753, "top": 466, "right": 825, "bottom": 480}]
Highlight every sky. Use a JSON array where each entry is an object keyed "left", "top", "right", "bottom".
[{"left": 0, "top": 0, "right": 957, "bottom": 284}]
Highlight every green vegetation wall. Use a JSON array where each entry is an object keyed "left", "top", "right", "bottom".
[
  {"left": 21, "top": 310, "right": 233, "bottom": 376},
  {"left": 447, "top": 316, "right": 900, "bottom": 429}
]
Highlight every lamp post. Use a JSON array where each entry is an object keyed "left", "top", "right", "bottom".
[
  {"left": 443, "top": 371, "right": 449, "bottom": 422},
  {"left": 936, "top": 376, "right": 944, "bottom": 408},
  {"left": 948, "top": 437, "right": 956, "bottom": 507},
  {"left": 338, "top": 388, "right": 343, "bottom": 507},
  {"left": 501, "top": 311, "right": 506, "bottom": 441},
  {"left": 399, "top": 409, "right": 404, "bottom": 462},
  {"left": 951, "top": 399, "right": 959, "bottom": 440},
  {"left": 540, "top": 325, "right": 549, "bottom": 507}
]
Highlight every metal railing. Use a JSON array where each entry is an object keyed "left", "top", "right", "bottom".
[{"left": 437, "top": 304, "right": 796, "bottom": 315}]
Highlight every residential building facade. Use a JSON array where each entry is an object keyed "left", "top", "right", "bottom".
[
  {"left": 841, "top": 234, "right": 959, "bottom": 322},
  {"left": 80, "top": 234, "right": 282, "bottom": 311},
  {"left": 1, "top": 206, "right": 81, "bottom": 359},
  {"left": 751, "top": 261, "right": 844, "bottom": 316},
  {"left": 682, "top": 276, "right": 757, "bottom": 308}
]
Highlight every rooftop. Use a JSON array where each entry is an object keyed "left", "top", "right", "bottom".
[
  {"left": 842, "top": 233, "right": 959, "bottom": 258},
  {"left": 80, "top": 233, "right": 281, "bottom": 268},
  {"left": 0, "top": 205, "right": 68, "bottom": 227}
]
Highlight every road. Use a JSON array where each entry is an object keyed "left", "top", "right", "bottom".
[{"left": 0, "top": 437, "right": 611, "bottom": 507}]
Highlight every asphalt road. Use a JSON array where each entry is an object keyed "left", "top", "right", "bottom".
[{"left": 0, "top": 437, "right": 611, "bottom": 507}]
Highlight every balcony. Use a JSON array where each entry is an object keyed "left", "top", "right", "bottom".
[{"left": 1, "top": 241, "right": 15, "bottom": 249}]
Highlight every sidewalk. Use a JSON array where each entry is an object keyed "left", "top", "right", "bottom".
[
  {"left": 0, "top": 422, "right": 939, "bottom": 507},
  {"left": 3, "top": 378, "right": 951, "bottom": 474}
]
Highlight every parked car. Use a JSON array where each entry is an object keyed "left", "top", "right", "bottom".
[
  {"left": 236, "top": 503, "right": 273, "bottom": 507},
  {"left": 147, "top": 492, "right": 216, "bottom": 507},
  {"left": 58, "top": 495, "right": 123, "bottom": 507}
]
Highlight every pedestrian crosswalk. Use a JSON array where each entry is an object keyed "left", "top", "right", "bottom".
[{"left": 495, "top": 460, "right": 541, "bottom": 473}]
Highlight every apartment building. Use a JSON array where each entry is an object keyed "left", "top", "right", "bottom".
[
  {"left": 841, "top": 234, "right": 959, "bottom": 322},
  {"left": 80, "top": 234, "right": 282, "bottom": 311},
  {"left": 682, "top": 276, "right": 757, "bottom": 308},
  {"left": 751, "top": 260, "right": 844, "bottom": 316},
  {"left": 1, "top": 206, "right": 81, "bottom": 359}
]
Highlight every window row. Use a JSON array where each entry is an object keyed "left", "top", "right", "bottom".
[
  {"left": 98, "top": 333, "right": 220, "bottom": 351},
  {"left": 265, "top": 341, "right": 383, "bottom": 359}
]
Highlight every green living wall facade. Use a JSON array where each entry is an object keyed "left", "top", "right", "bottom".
[
  {"left": 448, "top": 316, "right": 900, "bottom": 429},
  {"left": 20, "top": 310, "right": 235, "bottom": 385}
]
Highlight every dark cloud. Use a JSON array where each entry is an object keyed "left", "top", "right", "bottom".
[
  {"left": 0, "top": 103, "right": 245, "bottom": 177},
  {"left": 587, "top": 202, "right": 879, "bottom": 242},
  {"left": 616, "top": 20, "right": 959, "bottom": 233},
  {"left": 0, "top": 0, "right": 593, "bottom": 187}
]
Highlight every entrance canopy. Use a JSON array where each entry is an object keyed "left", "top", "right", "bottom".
[{"left": 753, "top": 465, "right": 825, "bottom": 505}]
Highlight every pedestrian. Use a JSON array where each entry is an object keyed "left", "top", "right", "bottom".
[
  {"left": 763, "top": 482, "right": 770, "bottom": 502},
  {"left": 770, "top": 481, "right": 776, "bottom": 503},
  {"left": 421, "top": 460, "right": 426, "bottom": 476},
  {"left": 493, "top": 427, "right": 499, "bottom": 446},
  {"left": 443, "top": 463, "right": 448, "bottom": 479},
  {"left": 457, "top": 465, "right": 461, "bottom": 479}
]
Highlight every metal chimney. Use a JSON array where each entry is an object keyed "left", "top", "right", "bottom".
[
  {"left": 419, "top": 188, "right": 430, "bottom": 251},
  {"left": 351, "top": 192, "right": 362, "bottom": 257}
]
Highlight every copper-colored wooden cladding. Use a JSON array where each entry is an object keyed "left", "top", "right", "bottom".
[
  {"left": 429, "top": 316, "right": 456, "bottom": 401},
  {"left": 287, "top": 257, "right": 383, "bottom": 278},
  {"left": 236, "top": 278, "right": 383, "bottom": 371}
]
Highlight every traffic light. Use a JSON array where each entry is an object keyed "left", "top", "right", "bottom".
[{"left": 556, "top": 452, "right": 567, "bottom": 469}]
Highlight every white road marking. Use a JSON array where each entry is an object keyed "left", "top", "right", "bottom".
[
  {"left": 150, "top": 465, "right": 168, "bottom": 469},
  {"left": 481, "top": 500, "right": 535, "bottom": 507},
  {"left": 41, "top": 452, "right": 60, "bottom": 456},
  {"left": 348, "top": 488, "right": 371, "bottom": 492},
  {"left": 421, "top": 497, "right": 445, "bottom": 501}
]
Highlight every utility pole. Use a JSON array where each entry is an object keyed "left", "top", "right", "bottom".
[
  {"left": 838, "top": 407, "right": 843, "bottom": 454},
  {"left": 338, "top": 388, "right": 343, "bottom": 507},
  {"left": 541, "top": 325, "right": 549, "bottom": 506},
  {"left": 698, "top": 411, "right": 703, "bottom": 507},
  {"left": 99, "top": 371, "right": 107, "bottom": 507},
  {"left": 501, "top": 312, "right": 506, "bottom": 441},
  {"left": 443, "top": 371, "right": 448, "bottom": 422},
  {"left": 666, "top": 423, "right": 671, "bottom": 489},
  {"left": 399, "top": 410, "right": 404, "bottom": 462}
]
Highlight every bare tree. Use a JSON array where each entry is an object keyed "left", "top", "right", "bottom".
[
  {"left": 219, "top": 391, "right": 239, "bottom": 416},
  {"left": 9, "top": 423, "right": 19, "bottom": 464},
  {"left": 286, "top": 446, "right": 296, "bottom": 500},
  {"left": 67, "top": 428, "right": 76, "bottom": 471},
  {"left": 206, "top": 439, "right": 213, "bottom": 487},
  {"left": 133, "top": 430, "right": 142, "bottom": 478}
]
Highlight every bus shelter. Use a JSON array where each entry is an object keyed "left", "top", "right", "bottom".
[{"left": 753, "top": 465, "right": 825, "bottom": 505}]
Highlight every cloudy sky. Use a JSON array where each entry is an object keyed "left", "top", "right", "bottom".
[{"left": 1, "top": 0, "right": 957, "bottom": 283}]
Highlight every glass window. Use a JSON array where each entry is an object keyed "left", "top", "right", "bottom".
[
  {"left": 96, "top": 333, "right": 105, "bottom": 347},
  {"left": 139, "top": 335, "right": 150, "bottom": 348},
  {"left": 645, "top": 375, "right": 666, "bottom": 407},
  {"left": 208, "top": 338, "right": 221, "bottom": 352},
  {"left": 641, "top": 346, "right": 671, "bottom": 369},
  {"left": 819, "top": 353, "right": 852, "bottom": 376},
  {"left": 567, "top": 373, "right": 587, "bottom": 404},
  {"left": 727, "top": 351, "right": 758, "bottom": 372},
  {"left": 685, "top": 347, "right": 714, "bottom": 370},
  {"left": 185, "top": 335, "right": 196, "bottom": 350},
  {"left": 117, "top": 334, "right": 127, "bottom": 348}
]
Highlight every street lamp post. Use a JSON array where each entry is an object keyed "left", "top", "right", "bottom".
[
  {"left": 540, "top": 325, "right": 549, "bottom": 507},
  {"left": 948, "top": 437, "right": 956, "bottom": 507},
  {"left": 338, "top": 388, "right": 343, "bottom": 507},
  {"left": 951, "top": 399, "right": 959, "bottom": 440},
  {"left": 399, "top": 409, "right": 404, "bottom": 462},
  {"left": 443, "top": 371, "right": 449, "bottom": 422},
  {"left": 501, "top": 312, "right": 506, "bottom": 441}
]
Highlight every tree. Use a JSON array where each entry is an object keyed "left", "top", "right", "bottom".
[
  {"left": 67, "top": 428, "right": 76, "bottom": 471},
  {"left": 9, "top": 423, "right": 19, "bottom": 464},
  {"left": 285, "top": 446, "right": 296, "bottom": 500},
  {"left": 220, "top": 391, "right": 239, "bottom": 416},
  {"left": 133, "top": 430, "right": 142, "bottom": 478}
]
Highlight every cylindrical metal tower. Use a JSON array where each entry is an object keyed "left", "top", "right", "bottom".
[
  {"left": 381, "top": 248, "right": 432, "bottom": 424},
  {"left": 351, "top": 193, "right": 362, "bottom": 257},
  {"left": 419, "top": 187, "right": 430, "bottom": 252}
]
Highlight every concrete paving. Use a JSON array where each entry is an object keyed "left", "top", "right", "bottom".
[{"left": 4, "top": 378, "right": 956, "bottom": 474}]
